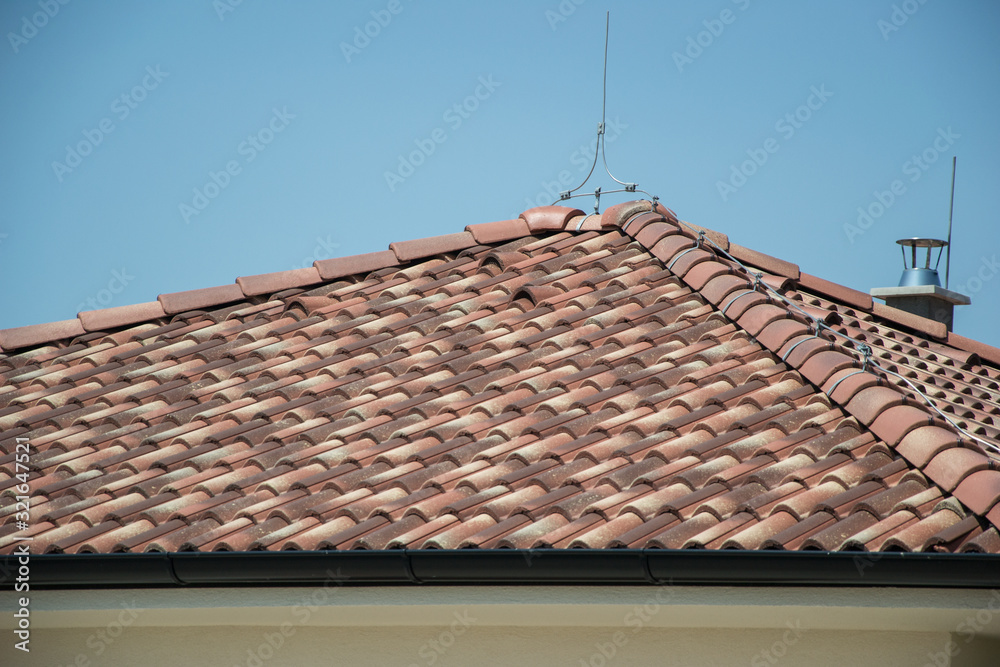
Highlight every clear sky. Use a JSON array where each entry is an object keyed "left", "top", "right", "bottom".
[{"left": 2, "top": 0, "right": 998, "bottom": 346}]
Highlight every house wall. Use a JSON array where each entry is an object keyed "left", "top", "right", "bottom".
[
  {"left": 9, "top": 626, "right": 983, "bottom": 666},
  {"left": 3, "top": 585, "right": 999, "bottom": 666}
]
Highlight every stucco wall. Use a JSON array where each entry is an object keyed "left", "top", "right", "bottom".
[
  {"left": 6, "top": 625, "right": 985, "bottom": 667},
  {"left": 3, "top": 585, "right": 999, "bottom": 666}
]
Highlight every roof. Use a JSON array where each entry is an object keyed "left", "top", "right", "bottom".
[{"left": 2, "top": 201, "right": 1000, "bottom": 561}]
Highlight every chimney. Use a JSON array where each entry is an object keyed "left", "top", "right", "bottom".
[{"left": 870, "top": 238, "right": 970, "bottom": 332}]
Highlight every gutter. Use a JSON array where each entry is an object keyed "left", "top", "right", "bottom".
[{"left": 3, "top": 549, "right": 999, "bottom": 589}]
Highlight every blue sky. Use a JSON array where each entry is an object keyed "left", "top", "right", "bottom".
[{"left": 2, "top": 0, "right": 998, "bottom": 346}]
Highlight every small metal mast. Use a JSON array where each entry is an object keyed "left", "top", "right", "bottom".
[
  {"left": 945, "top": 156, "right": 957, "bottom": 289},
  {"left": 554, "top": 11, "right": 655, "bottom": 214}
]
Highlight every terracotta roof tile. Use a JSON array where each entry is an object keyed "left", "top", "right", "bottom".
[
  {"left": 869, "top": 405, "right": 936, "bottom": 446},
  {"left": 880, "top": 508, "right": 965, "bottom": 551},
  {"left": 947, "top": 331, "right": 1000, "bottom": 367},
  {"left": 313, "top": 250, "right": 398, "bottom": 282},
  {"left": 923, "top": 446, "right": 994, "bottom": 492},
  {"left": 0, "top": 319, "right": 85, "bottom": 351},
  {"left": 519, "top": 206, "right": 585, "bottom": 232},
  {"left": 79, "top": 302, "right": 167, "bottom": 333},
  {"left": 389, "top": 232, "right": 478, "bottom": 263},
  {"left": 952, "top": 470, "right": 1000, "bottom": 515},
  {"left": 728, "top": 244, "right": 800, "bottom": 280},
  {"left": 465, "top": 218, "right": 530, "bottom": 244},
  {"left": 872, "top": 301, "right": 948, "bottom": 341},
  {"left": 158, "top": 284, "right": 245, "bottom": 315},
  {"left": 797, "top": 272, "right": 872, "bottom": 311},
  {"left": 236, "top": 267, "right": 323, "bottom": 296}
]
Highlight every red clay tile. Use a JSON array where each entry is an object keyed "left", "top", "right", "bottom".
[
  {"left": 737, "top": 304, "right": 790, "bottom": 337},
  {"left": 420, "top": 514, "right": 498, "bottom": 549},
  {"left": 633, "top": 221, "right": 678, "bottom": 249},
  {"left": 879, "top": 508, "right": 963, "bottom": 551},
  {"left": 666, "top": 247, "right": 714, "bottom": 279},
  {"left": 446, "top": 513, "right": 523, "bottom": 548},
  {"left": 620, "top": 211, "right": 666, "bottom": 236},
  {"left": 236, "top": 267, "right": 322, "bottom": 296},
  {"left": 845, "top": 386, "right": 907, "bottom": 426},
  {"left": 390, "top": 232, "right": 477, "bottom": 263},
  {"left": 798, "top": 350, "right": 856, "bottom": 387},
  {"left": 577, "top": 213, "right": 614, "bottom": 232},
  {"left": 986, "top": 504, "right": 1000, "bottom": 531},
  {"left": 823, "top": 368, "right": 881, "bottom": 406},
  {"left": 836, "top": 510, "right": 919, "bottom": 551},
  {"left": 797, "top": 272, "right": 872, "bottom": 310},
  {"left": 517, "top": 206, "right": 583, "bottom": 232},
  {"left": 276, "top": 516, "right": 356, "bottom": 550},
  {"left": 868, "top": 404, "right": 935, "bottom": 446},
  {"left": 314, "top": 249, "right": 397, "bottom": 281},
  {"left": 778, "top": 336, "right": 834, "bottom": 368},
  {"left": 0, "top": 319, "right": 86, "bottom": 351},
  {"left": 895, "top": 426, "right": 963, "bottom": 468},
  {"left": 566, "top": 513, "right": 646, "bottom": 548},
  {"left": 79, "top": 302, "right": 166, "bottom": 332},
  {"left": 958, "top": 526, "right": 1000, "bottom": 552},
  {"left": 700, "top": 274, "right": 751, "bottom": 307},
  {"left": 678, "top": 221, "right": 729, "bottom": 252},
  {"left": 854, "top": 480, "right": 928, "bottom": 519},
  {"left": 727, "top": 243, "right": 798, "bottom": 279},
  {"left": 803, "top": 510, "right": 882, "bottom": 550},
  {"left": 638, "top": 511, "right": 713, "bottom": 548},
  {"left": 952, "top": 470, "right": 1000, "bottom": 515},
  {"left": 644, "top": 235, "right": 691, "bottom": 266},
  {"left": 923, "top": 447, "right": 993, "bottom": 491},
  {"left": 683, "top": 261, "right": 732, "bottom": 292},
  {"left": 646, "top": 202, "right": 679, "bottom": 225},
  {"left": 602, "top": 200, "right": 653, "bottom": 229},
  {"left": 716, "top": 294, "right": 765, "bottom": 324},
  {"left": 946, "top": 331, "right": 1000, "bottom": 367},
  {"left": 158, "top": 284, "right": 244, "bottom": 315},
  {"left": 719, "top": 510, "right": 798, "bottom": 549},
  {"left": 751, "top": 320, "right": 805, "bottom": 352},
  {"left": 466, "top": 218, "right": 530, "bottom": 244},
  {"left": 872, "top": 302, "right": 948, "bottom": 341}
]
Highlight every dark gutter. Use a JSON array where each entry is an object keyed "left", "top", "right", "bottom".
[{"left": 3, "top": 549, "right": 999, "bottom": 590}]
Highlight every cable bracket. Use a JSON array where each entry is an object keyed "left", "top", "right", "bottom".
[{"left": 857, "top": 343, "right": 873, "bottom": 372}]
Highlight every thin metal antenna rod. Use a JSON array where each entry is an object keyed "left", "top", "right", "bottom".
[
  {"left": 560, "top": 13, "right": 611, "bottom": 202},
  {"left": 601, "top": 11, "right": 608, "bottom": 131},
  {"left": 599, "top": 11, "right": 635, "bottom": 191},
  {"left": 945, "top": 156, "right": 957, "bottom": 289},
  {"left": 553, "top": 11, "right": 642, "bottom": 209}
]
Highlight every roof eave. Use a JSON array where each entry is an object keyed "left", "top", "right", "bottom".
[{"left": 5, "top": 549, "right": 999, "bottom": 590}]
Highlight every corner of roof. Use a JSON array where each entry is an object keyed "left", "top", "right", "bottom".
[
  {"left": 0, "top": 222, "right": 500, "bottom": 353},
  {"left": 574, "top": 200, "right": 1000, "bottom": 506}
]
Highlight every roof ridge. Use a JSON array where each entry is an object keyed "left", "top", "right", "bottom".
[
  {"left": 0, "top": 222, "right": 518, "bottom": 352},
  {"left": 3, "top": 200, "right": 999, "bottom": 371}
]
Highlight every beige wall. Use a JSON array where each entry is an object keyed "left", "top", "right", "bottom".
[
  {"left": 3, "top": 585, "right": 999, "bottom": 666},
  {"left": 11, "top": 626, "right": 996, "bottom": 667}
]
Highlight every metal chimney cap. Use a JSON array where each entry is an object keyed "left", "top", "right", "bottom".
[
  {"left": 896, "top": 237, "right": 948, "bottom": 248},
  {"left": 893, "top": 238, "right": 948, "bottom": 288}
]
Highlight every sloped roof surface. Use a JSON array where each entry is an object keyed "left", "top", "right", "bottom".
[{"left": 2, "top": 202, "right": 1000, "bottom": 556}]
